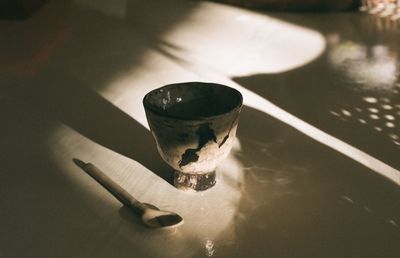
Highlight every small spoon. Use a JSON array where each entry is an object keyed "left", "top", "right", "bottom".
[{"left": 73, "top": 158, "right": 184, "bottom": 229}]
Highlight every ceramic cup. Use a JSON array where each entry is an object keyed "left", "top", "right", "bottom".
[{"left": 143, "top": 82, "right": 243, "bottom": 191}]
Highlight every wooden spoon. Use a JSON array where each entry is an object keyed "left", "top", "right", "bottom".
[{"left": 73, "top": 158, "right": 184, "bottom": 229}]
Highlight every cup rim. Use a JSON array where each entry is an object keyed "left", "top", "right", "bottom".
[{"left": 143, "top": 82, "right": 243, "bottom": 121}]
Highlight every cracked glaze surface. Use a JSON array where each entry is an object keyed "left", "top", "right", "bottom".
[{"left": 144, "top": 82, "right": 242, "bottom": 176}]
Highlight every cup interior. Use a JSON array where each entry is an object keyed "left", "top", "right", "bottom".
[{"left": 143, "top": 82, "right": 243, "bottom": 119}]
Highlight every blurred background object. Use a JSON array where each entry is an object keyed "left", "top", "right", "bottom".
[
  {"left": 212, "top": 0, "right": 361, "bottom": 11},
  {"left": 0, "top": 0, "right": 70, "bottom": 79},
  {"left": 360, "top": 0, "right": 400, "bottom": 24},
  {"left": 0, "top": 0, "right": 47, "bottom": 19}
]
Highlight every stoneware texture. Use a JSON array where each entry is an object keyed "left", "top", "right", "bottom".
[{"left": 143, "top": 82, "right": 243, "bottom": 191}]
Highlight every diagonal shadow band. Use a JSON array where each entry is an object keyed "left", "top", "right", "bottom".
[
  {"left": 16, "top": 73, "right": 174, "bottom": 185},
  {"left": 233, "top": 60, "right": 400, "bottom": 171}
]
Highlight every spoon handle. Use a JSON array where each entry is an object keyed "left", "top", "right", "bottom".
[{"left": 73, "top": 159, "right": 146, "bottom": 215}]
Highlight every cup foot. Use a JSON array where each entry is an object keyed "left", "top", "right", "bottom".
[{"left": 174, "top": 170, "right": 216, "bottom": 191}]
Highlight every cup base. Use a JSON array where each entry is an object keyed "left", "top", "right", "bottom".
[{"left": 174, "top": 170, "right": 216, "bottom": 191}]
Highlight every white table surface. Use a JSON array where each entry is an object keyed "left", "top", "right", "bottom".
[{"left": 1, "top": 1, "right": 399, "bottom": 257}]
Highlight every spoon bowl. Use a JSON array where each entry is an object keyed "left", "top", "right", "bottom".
[{"left": 142, "top": 207, "right": 184, "bottom": 229}]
